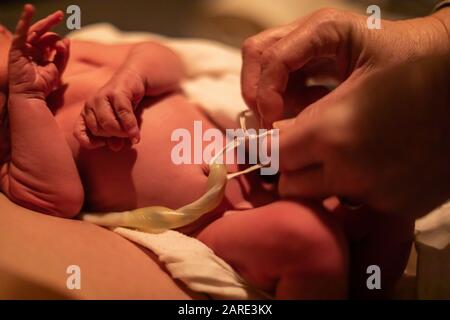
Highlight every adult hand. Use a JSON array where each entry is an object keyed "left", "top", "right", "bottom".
[
  {"left": 276, "top": 55, "right": 450, "bottom": 218},
  {"left": 241, "top": 7, "right": 450, "bottom": 127}
]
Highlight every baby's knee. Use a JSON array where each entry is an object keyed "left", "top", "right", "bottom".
[
  {"left": 198, "top": 200, "right": 348, "bottom": 296},
  {"left": 258, "top": 201, "right": 348, "bottom": 278}
]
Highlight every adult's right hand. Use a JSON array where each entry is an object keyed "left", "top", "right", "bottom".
[
  {"left": 241, "top": 7, "right": 450, "bottom": 127},
  {"left": 276, "top": 55, "right": 450, "bottom": 219}
]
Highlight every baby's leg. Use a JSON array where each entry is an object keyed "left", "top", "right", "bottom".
[{"left": 197, "top": 200, "right": 348, "bottom": 299}]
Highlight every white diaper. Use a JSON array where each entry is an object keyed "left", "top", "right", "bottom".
[{"left": 114, "top": 227, "right": 270, "bottom": 300}]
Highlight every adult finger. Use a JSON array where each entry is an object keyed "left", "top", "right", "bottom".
[
  {"left": 278, "top": 165, "right": 329, "bottom": 199},
  {"left": 241, "top": 11, "right": 316, "bottom": 114},
  {"left": 241, "top": 22, "right": 300, "bottom": 112},
  {"left": 282, "top": 69, "right": 330, "bottom": 117},
  {"left": 275, "top": 113, "right": 321, "bottom": 173},
  {"left": 257, "top": 9, "right": 354, "bottom": 125}
]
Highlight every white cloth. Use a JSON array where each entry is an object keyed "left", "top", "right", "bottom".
[
  {"left": 115, "top": 228, "right": 269, "bottom": 300},
  {"left": 416, "top": 203, "right": 450, "bottom": 250},
  {"left": 414, "top": 203, "right": 450, "bottom": 299}
]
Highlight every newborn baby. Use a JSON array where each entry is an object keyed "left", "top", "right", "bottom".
[{"left": 0, "top": 5, "right": 414, "bottom": 299}]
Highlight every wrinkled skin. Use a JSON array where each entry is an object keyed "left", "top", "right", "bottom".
[{"left": 241, "top": 7, "right": 450, "bottom": 219}]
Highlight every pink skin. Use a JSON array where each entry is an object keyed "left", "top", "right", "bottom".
[
  {"left": 1, "top": 5, "right": 82, "bottom": 217},
  {"left": 0, "top": 5, "right": 412, "bottom": 299},
  {"left": 0, "top": 26, "right": 12, "bottom": 122},
  {"left": 0, "top": 25, "right": 12, "bottom": 81},
  {"left": 0, "top": 28, "right": 12, "bottom": 161}
]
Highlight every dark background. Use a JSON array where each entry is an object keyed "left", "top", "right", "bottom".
[
  {"left": 0, "top": 0, "right": 204, "bottom": 37},
  {"left": 0, "top": 0, "right": 442, "bottom": 47}
]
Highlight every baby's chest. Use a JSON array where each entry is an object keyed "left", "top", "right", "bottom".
[
  {"left": 49, "top": 66, "right": 115, "bottom": 147},
  {"left": 61, "top": 65, "right": 115, "bottom": 103}
]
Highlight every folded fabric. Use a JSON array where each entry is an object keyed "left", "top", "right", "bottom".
[
  {"left": 414, "top": 202, "right": 450, "bottom": 299},
  {"left": 115, "top": 228, "right": 270, "bottom": 300}
]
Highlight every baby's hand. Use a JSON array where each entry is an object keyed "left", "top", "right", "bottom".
[
  {"left": 74, "top": 41, "right": 184, "bottom": 151},
  {"left": 8, "top": 5, "right": 69, "bottom": 100},
  {"left": 74, "top": 70, "right": 143, "bottom": 151}
]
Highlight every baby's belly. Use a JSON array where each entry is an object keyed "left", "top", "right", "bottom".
[{"left": 57, "top": 93, "right": 250, "bottom": 217}]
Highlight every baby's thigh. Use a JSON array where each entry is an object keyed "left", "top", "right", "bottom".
[{"left": 197, "top": 200, "right": 348, "bottom": 293}]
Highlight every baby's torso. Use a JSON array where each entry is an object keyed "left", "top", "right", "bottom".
[{"left": 51, "top": 44, "right": 269, "bottom": 221}]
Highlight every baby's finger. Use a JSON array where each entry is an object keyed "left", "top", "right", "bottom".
[
  {"left": 93, "top": 97, "right": 128, "bottom": 138},
  {"left": 84, "top": 94, "right": 133, "bottom": 139},
  {"left": 54, "top": 39, "right": 70, "bottom": 74},
  {"left": 12, "top": 4, "right": 35, "bottom": 48},
  {"left": 83, "top": 104, "right": 100, "bottom": 136},
  {"left": 73, "top": 115, "right": 106, "bottom": 149},
  {"left": 28, "top": 10, "right": 64, "bottom": 44},
  {"left": 111, "top": 94, "right": 140, "bottom": 144},
  {"left": 36, "top": 32, "right": 61, "bottom": 48},
  {"left": 35, "top": 32, "right": 61, "bottom": 62}
]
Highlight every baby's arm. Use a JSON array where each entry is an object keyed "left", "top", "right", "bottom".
[
  {"left": 116, "top": 41, "right": 185, "bottom": 95},
  {"left": 70, "top": 40, "right": 183, "bottom": 84},
  {"left": 1, "top": 5, "right": 83, "bottom": 217},
  {"left": 74, "top": 41, "right": 185, "bottom": 150}
]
